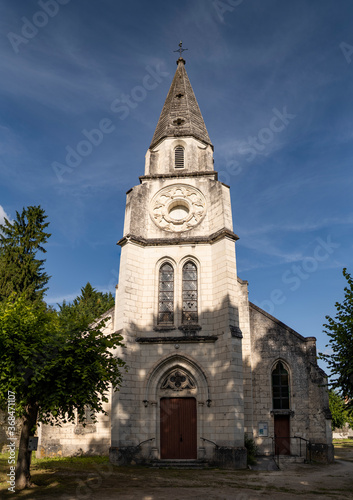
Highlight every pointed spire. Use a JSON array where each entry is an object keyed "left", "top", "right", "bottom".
[{"left": 150, "top": 56, "right": 213, "bottom": 149}]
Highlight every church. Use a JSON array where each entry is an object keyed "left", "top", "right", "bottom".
[{"left": 38, "top": 53, "right": 334, "bottom": 468}]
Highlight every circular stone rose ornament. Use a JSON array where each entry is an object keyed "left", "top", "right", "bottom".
[{"left": 150, "top": 184, "right": 207, "bottom": 233}]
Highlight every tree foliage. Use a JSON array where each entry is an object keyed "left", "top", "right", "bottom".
[
  {"left": 0, "top": 295, "right": 124, "bottom": 424},
  {"left": 0, "top": 206, "right": 51, "bottom": 302},
  {"left": 0, "top": 294, "right": 125, "bottom": 488},
  {"left": 320, "top": 268, "right": 353, "bottom": 411},
  {"left": 329, "top": 389, "right": 353, "bottom": 430},
  {"left": 58, "top": 282, "right": 114, "bottom": 327},
  {"left": 0, "top": 205, "right": 124, "bottom": 489}
]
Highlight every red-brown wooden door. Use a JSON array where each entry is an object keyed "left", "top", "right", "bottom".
[
  {"left": 274, "top": 415, "right": 290, "bottom": 455},
  {"left": 160, "top": 398, "right": 197, "bottom": 459}
]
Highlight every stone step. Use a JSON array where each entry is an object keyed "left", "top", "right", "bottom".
[
  {"left": 276, "top": 455, "right": 306, "bottom": 462},
  {"left": 274, "top": 455, "right": 307, "bottom": 469},
  {"left": 151, "top": 459, "right": 208, "bottom": 469}
]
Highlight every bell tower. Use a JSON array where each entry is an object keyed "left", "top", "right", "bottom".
[{"left": 111, "top": 50, "right": 248, "bottom": 468}]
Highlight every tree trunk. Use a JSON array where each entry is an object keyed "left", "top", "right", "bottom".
[{"left": 16, "top": 403, "right": 38, "bottom": 490}]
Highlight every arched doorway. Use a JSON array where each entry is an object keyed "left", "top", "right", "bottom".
[
  {"left": 144, "top": 355, "right": 210, "bottom": 461},
  {"left": 159, "top": 369, "right": 197, "bottom": 459}
]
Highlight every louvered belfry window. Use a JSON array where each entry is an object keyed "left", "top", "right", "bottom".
[
  {"left": 272, "top": 361, "right": 290, "bottom": 410},
  {"left": 175, "top": 146, "right": 184, "bottom": 168},
  {"left": 182, "top": 261, "right": 198, "bottom": 324},
  {"left": 158, "top": 263, "right": 174, "bottom": 324}
]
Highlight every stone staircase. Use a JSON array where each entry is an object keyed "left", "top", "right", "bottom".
[
  {"left": 274, "top": 455, "right": 307, "bottom": 470},
  {"left": 151, "top": 459, "right": 209, "bottom": 469}
]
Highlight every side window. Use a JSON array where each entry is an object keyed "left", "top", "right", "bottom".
[
  {"left": 158, "top": 263, "right": 174, "bottom": 324},
  {"left": 174, "top": 146, "right": 184, "bottom": 168},
  {"left": 182, "top": 261, "right": 198, "bottom": 324},
  {"left": 272, "top": 361, "right": 290, "bottom": 409}
]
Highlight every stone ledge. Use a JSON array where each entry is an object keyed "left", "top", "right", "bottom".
[
  {"left": 117, "top": 228, "right": 239, "bottom": 247},
  {"left": 139, "top": 171, "right": 218, "bottom": 182},
  {"left": 153, "top": 325, "right": 177, "bottom": 332},
  {"left": 270, "top": 409, "right": 295, "bottom": 417},
  {"left": 136, "top": 335, "right": 218, "bottom": 344},
  {"left": 230, "top": 326, "right": 243, "bottom": 339}
]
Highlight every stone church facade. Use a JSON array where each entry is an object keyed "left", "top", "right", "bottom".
[{"left": 37, "top": 56, "right": 333, "bottom": 467}]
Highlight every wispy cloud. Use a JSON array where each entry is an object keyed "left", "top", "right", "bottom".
[
  {"left": 45, "top": 292, "right": 79, "bottom": 306},
  {"left": 0, "top": 205, "right": 12, "bottom": 225},
  {"left": 239, "top": 215, "right": 353, "bottom": 238}
]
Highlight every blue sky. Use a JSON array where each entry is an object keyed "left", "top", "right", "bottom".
[{"left": 1, "top": 0, "right": 353, "bottom": 366}]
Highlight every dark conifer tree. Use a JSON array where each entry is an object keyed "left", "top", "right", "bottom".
[{"left": 0, "top": 206, "right": 51, "bottom": 302}]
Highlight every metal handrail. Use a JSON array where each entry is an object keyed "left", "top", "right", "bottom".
[
  {"left": 270, "top": 435, "right": 312, "bottom": 467},
  {"left": 137, "top": 437, "right": 155, "bottom": 447},
  {"left": 200, "top": 437, "right": 218, "bottom": 447}
]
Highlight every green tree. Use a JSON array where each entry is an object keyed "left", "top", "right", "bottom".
[
  {"left": 329, "top": 390, "right": 350, "bottom": 430},
  {"left": 58, "top": 282, "right": 114, "bottom": 326},
  {"left": 0, "top": 206, "right": 51, "bottom": 302},
  {"left": 320, "top": 268, "right": 353, "bottom": 411},
  {"left": 0, "top": 295, "right": 125, "bottom": 490}
]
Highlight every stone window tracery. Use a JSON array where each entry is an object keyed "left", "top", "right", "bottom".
[
  {"left": 161, "top": 369, "right": 196, "bottom": 391},
  {"left": 272, "top": 361, "right": 290, "bottom": 409},
  {"left": 158, "top": 263, "right": 174, "bottom": 324},
  {"left": 182, "top": 261, "right": 198, "bottom": 324}
]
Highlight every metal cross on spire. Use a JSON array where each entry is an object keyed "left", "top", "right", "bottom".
[{"left": 174, "top": 40, "right": 188, "bottom": 58}]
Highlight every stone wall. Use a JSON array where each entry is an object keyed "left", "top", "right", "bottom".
[{"left": 249, "top": 302, "right": 332, "bottom": 460}]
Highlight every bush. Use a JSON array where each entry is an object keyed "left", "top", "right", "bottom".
[{"left": 244, "top": 434, "right": 258, "bottom": 465}]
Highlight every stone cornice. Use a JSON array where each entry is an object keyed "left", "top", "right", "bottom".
[
  {"left": 139, "top": 171, "right": 218, "bottom": 183},
  {"left": 136, "top": 335, "right": 218, "bottom": 344},
  {"left": 117, "top": 228, "right": 239, "bottom": 247}
]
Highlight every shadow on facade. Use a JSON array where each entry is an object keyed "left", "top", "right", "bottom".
[
  {"left": 37, "top": 294, "right": 333, "bottom": 466},
  {"left": 108, "top": 293, "right": 246, "bottom": 469},
  {"left": 247, "top": 302, "right": 333, "bottom": 463}
]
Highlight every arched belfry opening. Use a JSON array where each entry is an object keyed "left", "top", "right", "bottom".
[{"left": 174, "top": 145, "right": 185, "bottom": 168}]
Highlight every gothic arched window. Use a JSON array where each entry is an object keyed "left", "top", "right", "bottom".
[
  {"left": 174, "top": 146, "right": 184, "bottom": 168},
  {"left": 272, "top": 361, "right": 290, "bottom": 410},
  {"left": 158, "top": 263, "right": 174, "bottom": 324},
  {"left": 182, "top": 261, "right": 198, "bottom": 324}
]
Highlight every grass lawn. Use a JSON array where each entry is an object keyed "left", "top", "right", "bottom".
[
  {"left": 333, "top": 438, "right": 353, "bottom": 462},
  {"left": 0, "top": 454, "right": 116, "bottom": 498}
]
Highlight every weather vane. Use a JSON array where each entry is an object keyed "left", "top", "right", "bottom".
[{"left": 174, "top": 40, "right": 188, "bottom": 58}]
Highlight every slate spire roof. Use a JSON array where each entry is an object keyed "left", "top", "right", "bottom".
[{"left": 150, "top": 57, "right": 213, "bottom": 149}]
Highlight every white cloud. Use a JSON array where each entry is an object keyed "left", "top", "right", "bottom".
[
  {"left": 45, "top": 292, "right": 79, "bottom": 306},
  {"left": 0, "top": 205, "right": 11, "bottom": 225}
]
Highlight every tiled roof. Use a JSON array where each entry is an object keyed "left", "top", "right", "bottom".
[{"left": 150, "top": 58, "right": 212, "bottom": 149}]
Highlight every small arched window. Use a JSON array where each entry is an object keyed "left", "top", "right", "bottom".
[
  {"left": 174, "top": 146, "right": 184, "bottom": 168},
  {"left": 158, "top": 263, "right": 174, "bottom": 324},
  {"left": 272, "top": 361, "right": 290, "bottom": 409},
  {"left": 182, "top": 261, "right": 198, "bottom": 324}
]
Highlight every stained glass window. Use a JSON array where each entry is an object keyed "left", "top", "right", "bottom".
[
  {"left": 182, "top": 261, "right": 198, "bottom": 324},
  {"left": 158, "top": 263, "right": 174, "bottom": 324},
  {"left": 272, "top": 361, "right": 290, "bottom": 410}
]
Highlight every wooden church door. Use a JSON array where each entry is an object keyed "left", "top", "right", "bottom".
[
  {"left": 274, "top": 415, "right": 290, "bottom": 455},
  {"left": 160, "top": 398, "right": 197, "bottom": 459}
]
